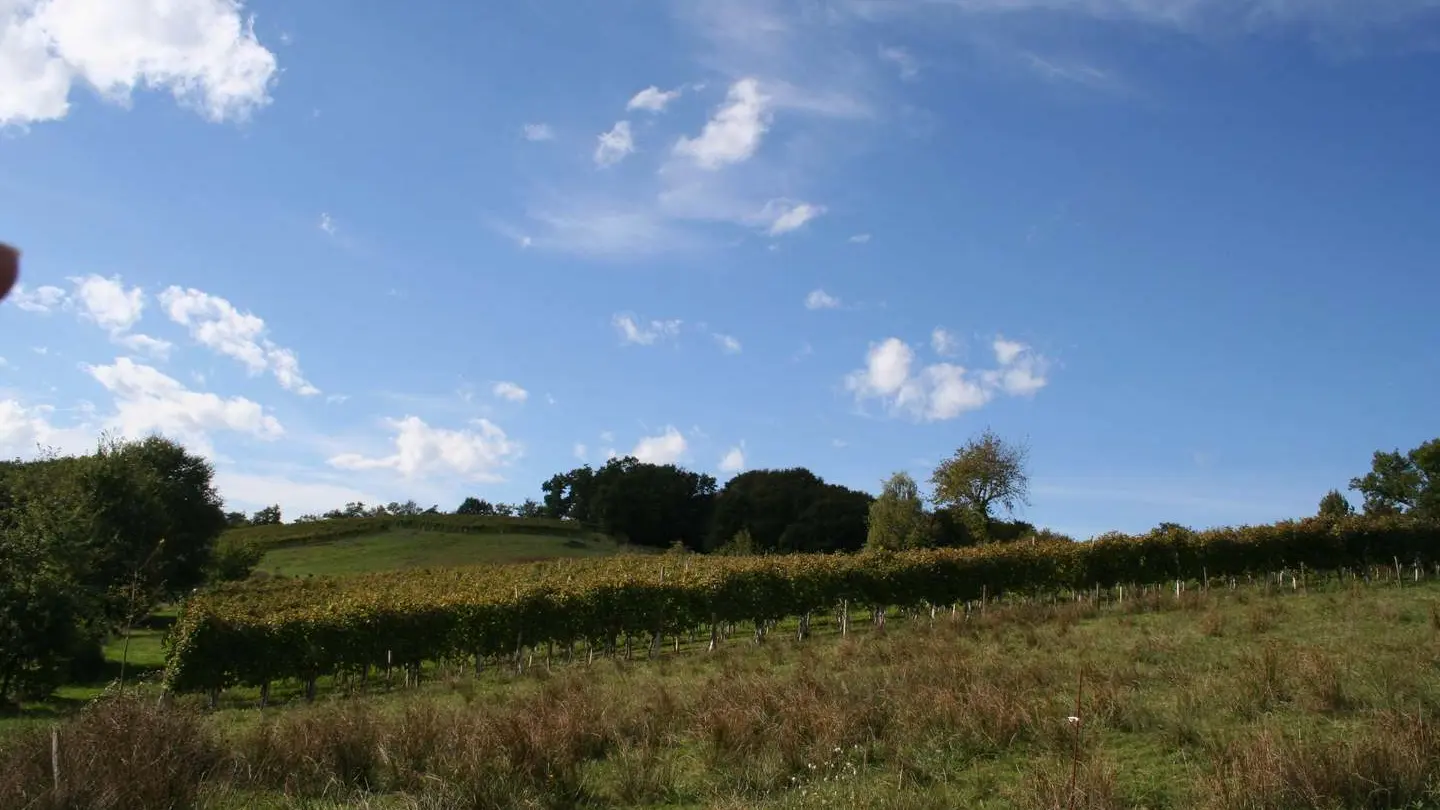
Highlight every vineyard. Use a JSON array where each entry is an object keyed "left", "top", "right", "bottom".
[{"left": 162, "top": 514, "right": 1440, "bottom": 697}]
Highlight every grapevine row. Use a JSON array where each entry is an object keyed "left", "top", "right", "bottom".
[{"left": 163, "top": 515, "right": 1440, "bottom": 693}]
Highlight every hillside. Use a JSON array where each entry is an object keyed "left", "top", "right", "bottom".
[
  {"left": 226, "top": 514, "right": 634, "bottom": 577},
  {"left": 5, "top": 576, "right": 1440, "bottom": 808}
]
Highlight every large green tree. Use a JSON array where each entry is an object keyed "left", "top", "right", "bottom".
[
  {"left": 0, "top": 435, "right": 227, "bottom": 703},
  {"left": 541, "top": 457, "right": 716, "bottom": 549},
  {"left": 706, "top": 467, "right": 872, "bottom": 554},
  {"left": 1349, "top": 438, "right": 1439, "bottom": 519},
  {"left": 930, "top": 429, "right": 1030, "bottom": 541}
]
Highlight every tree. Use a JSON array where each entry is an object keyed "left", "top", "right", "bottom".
[
  {"left": 1318, "top": 489, "right": 1354, "bottom": 519},
  {"left": 930, "top": 429, "right": 1030, "bottom": 542},
  {"left": 224, "top": 510, "right": 249, "bottom": 527},
  {"left": 517, "top": 498, "right": 543, "bottom": 518},
  {"left": 541, "top": 457, "right": 716, "bottom": 549},
  {"left": 1349, "top": 439, "right": 1438, "bottom": 519},
  {"left": 250, "top": 504, "right": 282, "bottom": 525},
  {"left": 706, "top": 467, "right": 871, "bottom": 554},
  {"left": 386, "top": 500, "right": 422, "bottom": 517},
  {"left": 866, "top": 472, "right": 930, "bottom": 551},
  {"left": 456, "top": 496, "right": 496, "bottom": 516}
]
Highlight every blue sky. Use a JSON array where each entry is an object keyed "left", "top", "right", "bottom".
[{"left": 2, "top": 0, "right": 1438, "bottom": 538}]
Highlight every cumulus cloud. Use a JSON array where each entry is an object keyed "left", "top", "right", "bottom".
[
  {"left": 627, "top": 85, "right": 681, "bottom": 112},
  {"left": 328, "top": 415, "right": 519, "bottom": 482},
  {"left": 69, "top": 273, "right": 143, "bottom": 332},
  {"left": 674, "top": 77, "right": 770, "bottom": 169},
  {"left": 594, "top": 120, "right": 635, "bottom": 167},
  {"left": 844, "top": 334, "right": 1049, "bottom": 421},
  {"left": 522, "top": 122, "right": 554, "bottom": 141},
  {"left": 159, "top": 286, "right": 319, "bottom": 395},
  {"left": 0, "top": 397, "right": 95, "bottom": 456},
  {"left": 492, "top": 381, "right": 528, "bottom": 402},
  {"left": 805, "top": 288, "right": 841, "bottom": 310},
  {"left": 763, "top": 199, "right": 825, "bottom": 235},
  {"left": 632, "top": 425, "right": 687, "bottom": 464},
  {"left": 83, "top": 357, "right": 283, "bottom": 453},
  {"left": 718, "top": 444, "right": 745, "bottom": 474},
  {"left": 10, "top": 283, "right": 67, "bottom": 312},
  {"left": 1, "top": 0, "right": 279, "bottom": 128},
  {"left": 613, "top": 313, "right": 683, "bottom": 346}
]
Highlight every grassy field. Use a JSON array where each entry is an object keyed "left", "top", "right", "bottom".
[
  {"left": 6, "top": 575, "right": 1440, "bottom": 809},
  {"left": 258, "top": 527, "right": 634, "bottom": 577}
]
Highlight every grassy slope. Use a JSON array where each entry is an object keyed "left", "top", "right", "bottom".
[
  {"left": 258, "top": 527, "right": 632, "bottom": 577},
  {"left": 8, "top": 576, "right": 1440, "bottom": 809}
]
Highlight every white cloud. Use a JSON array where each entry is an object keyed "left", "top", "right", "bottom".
[
  {"left": 594, "top": 120, "right": 635, "bottom": 167},
  {"left": 632, "top": 425, "right": 686, "bottom": 465},
  {"left": 0, "top": 0, "right": 279, "bottom": 128},
  {"left": 69, "top": 273, "right": 143, "bottom": 332},
  {"left": 318, "top": 212, "right": 336, "bottom": 235},
  {"left": 764, "top": 199, "right": 825, "bottom": 235},
  {"left": 116, "top": 332, "right": 172, "bottom": 359},
  {"left": 0, "top": 398, "right": 95, "bottom": 457},
  {"left": 982, "top": 335, "right": 1049, "bottom": 396},
  {"left": 805, "top": 288, "right": 841, "bottom": 310},
  {"left": 844, "top": 334, "right": 1049, "bottom": 421},
  {"left": 573, "top": 442, "right": 587, "bottom": 461},
  {"left": 613, "top": 313, "right": 683, "bottom": 346},
  {"left": 83, "top": 357, "right": 283, "bottom": 453},
  {"left": 627, "top": 85, "right": 681, "bottom": 112},
  {"left": 212, "top": 470, "right": 378, "bottom": 518},
  {"left": 492, "top": 381, "right": 528, "bottom": 402},
  {"left": 522, "top": 122, "right": 554, "bottom": 141},
  {"left": 674, "top": 77, "right": 771, "bottom": 169},
  {"left": 879, "top": 45, "right": 919, "bottom": 79},
  {"left": 159, "top": 286, "right": 319, "bottom": 395},
  {"left": 10, "top": 283, "right": 66, "bottom": 312},
  {"left": 713, "top": 333, "right": 742, "bottom": 354},
  {"left": 328, "top": 415, "right": 519, "bottom": 482},
  {"left": 848, "top": 233, "right": 872, "bottom": 244},
  {"left": 931, "top": 327, "right": 959, "bottom": 357},
  {"left": 719, "top": 444, "right": 745, "bottom": 474},
  {"left": 599, "top": 430, "right": 615, "bottom": 443}
]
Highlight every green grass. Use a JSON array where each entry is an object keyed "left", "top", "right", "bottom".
[
  {"left": 258, "top": 527, "right": 637, "bottom": 577},
  {"left": 9, "top": 575, "right": 1440, "bottom": 809}
]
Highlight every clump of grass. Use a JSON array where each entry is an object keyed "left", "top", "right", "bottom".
[
  {"left": 1203, "top": 710, "right": 1440, "bottom": 809},
  {"left": 1009, "top": 753, "right": 1124, "bottom": 810},
  {"left": 0, "top": 691, "right": 220, "bottom": 810}
]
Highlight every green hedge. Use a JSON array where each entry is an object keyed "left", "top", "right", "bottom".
[{"left": 164, "top": 515, "right": 1439, "bottom": 694}]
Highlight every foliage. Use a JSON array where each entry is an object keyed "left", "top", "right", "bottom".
[
  {"left": 540, "top": 456, "right": 716, "bottom": 549},
  {"left": 930, "top": 429, "right": 1031, "bottom": 541},
  {"left": 0, "top": 436, "right": 225, "bottom": 703},
  {"left": 1318, "top": 489, "right": 1354, "bottom": 518},
  {"left": 1350, "top": 438, "right": 1439, "bottom": 520},
  {"left": 714, "top": 528, "right": 757, "bottom": 556},
  {"left": 456, "top": 497, "right": 495, "bottom": 516},
  {"left": 250, "top": 504, "right": 282, "bottom": 525},
  {"left": 162, "top": 513, "right": 1439, "bottom": 694},
  {"left": 206, "top": 535, "right": 264, "bottom": 583},
  {"left": 706, "top": 467, "right": 872, "bottom": 553},
  {"left": 866, "top": 472, "right": 930, "bottom": 551}
]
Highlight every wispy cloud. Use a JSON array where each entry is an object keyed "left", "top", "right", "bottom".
[
  {"left": 492, "top": 381, "right": 528, "bottom": 403},
  {"left": 879, "top": 45, "right": 919, "bottom": 79},
  {"left": 848, "top": 233, "right": 872, "bottom": 244},
  {"left": 713, "top": 333, "right": 742, "bottom": 354},
  {"left": 613, "top": 313, "right": 683, "bottom": 346},
  {"left": 522, "top": 123, "right": 555, "bottom": 141},
  {"left": 805, "top": 289, "right": 842, "bottom": 310},
  {"left": 594, "top": 120, "right": 635, "bottom": 167},
  {"left": 764, "top": 199, "right": 826, "bottom": 235}
]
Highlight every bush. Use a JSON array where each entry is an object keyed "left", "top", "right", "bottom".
[{"left": 206, "top": 535, "right": 263, "bottom": 583}]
